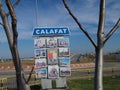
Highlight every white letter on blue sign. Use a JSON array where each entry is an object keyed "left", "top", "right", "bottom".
[
  {"left": 36, "top": 30, "right": 40, "bottom": 34},
  {"left": 54, "top": 29, "right": 58, "bottom": 34},
  {"left": 41, "top": 30, "right": 45, "bottom": 34},
  {"left": 50, "top": 29, "right": 54, "bottom": 34},
  {"left": 58, "top": 29, "right": 63, "bottom": 34},
  {"left": 63, "top": 29, "right": 67, "bottom": 33}
]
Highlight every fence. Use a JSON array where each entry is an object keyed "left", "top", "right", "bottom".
[
  {"left": 0, "top": 66, "right": 120, "bottom": 90},
  {"left": 0, "top": 75, "right": 40, "bottom": 90},
  {"left": 0, "top": 78, "right": 7, "bottom": 90}
]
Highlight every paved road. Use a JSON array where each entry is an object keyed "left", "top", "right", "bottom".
[
  {"left": 103, "top": 62, "right": 120, "bottom": 67},
  {"left": 0, "top": 70, "right": 31, "bottom": 78},
  {"left": 0, "top": 62, "right": 120, "bottom": 90},
  {"left": 0, "top": 62, "right": 120, "bottom": 78}
]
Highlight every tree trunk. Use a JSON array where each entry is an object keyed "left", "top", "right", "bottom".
[
  {"left": 2, "top": 13, "right": 29, "bottom": 90},
  {"left": 0, "top": 1, "right": 30, "bottom": 90},
  {"left": 12, "top": 46, "right": 28, "bottom": 90},
  {"left": 94, "top": 45, "right": 103, "bottom": 90}
]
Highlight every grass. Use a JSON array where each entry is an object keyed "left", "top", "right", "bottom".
[
  {"left": 67, "top": 79, "right": 94, "bottom": 90},
  {"left": 30, "top": 76, "right": 120, "bottom": 90},
  {"left": 68, "top": 76, "right": 120, "bottom": 90},
  {"left": 103, "top": 76, "right": 120, "bottom": 90}
]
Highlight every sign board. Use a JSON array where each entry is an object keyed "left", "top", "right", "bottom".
[
  {"left": 33, "top": 27, "right": 71, "bottom": 89},
  {"left": 33, "top": 27, "right": 70, "bottom": 36}
]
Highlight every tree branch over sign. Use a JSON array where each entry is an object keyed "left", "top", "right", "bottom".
[
  {"left": 104, "top": 18, "right": 120, "bottom": 44},
  {"left": 0, "top": 22, "right": 3, "bottom": 26},
  {"left": 62, "top": 0, "right": 97, "bottom": 48},
  {"left": 7, "top": 0, "right": 20, "bottom": 16},
  {"left": 62, "top": 0, "right": 120, "bottom": 90}
]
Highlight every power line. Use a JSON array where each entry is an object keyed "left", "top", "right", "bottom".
[{"left": 35, "top": 0, "right": 39, "bottom": 27}]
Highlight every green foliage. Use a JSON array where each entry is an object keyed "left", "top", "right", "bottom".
[{"left": 103, "top": 76, "right": 120, "bottom": 90}]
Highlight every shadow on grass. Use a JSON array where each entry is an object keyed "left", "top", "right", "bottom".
[{"left": 30, "top": 85, "right": 41, "bottom": 90}]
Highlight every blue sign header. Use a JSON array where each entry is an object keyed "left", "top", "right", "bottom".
[{"left": 33, "top": 27, "right": 70, "bottom": 36}]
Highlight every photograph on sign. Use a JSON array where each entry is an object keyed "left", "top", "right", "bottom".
[
  {"left": 35, "top": 68, "right": 47, "bottom": 78},
  {"left": 34, "top": 48, "right": 46, "bottom": 58},
  {"left": 59, "top": 57, "right": 70, "bottom": 66},
  {"left": 60, "top": 67, "right": 71, "bottom": 76},
  {"left": 59, "top": 48, "right": 70, "bottom": 57},
  {"left": 47, "top": 48, "right": 58, "bottom": 65},
  {"left": 34, "top": 38, "right": 46, "bottom": 48},
  {"left": 47, "top": 37, "right": 57, "bottom": 47},
  {"left": 58, "top": 38, "right": 69, "bottom": 47},
  {"left": 48, "top": 65, "right": 59, "bottom": 78},
  {"left": 35, "top": 58, "right": 47, "bottom": 68}
]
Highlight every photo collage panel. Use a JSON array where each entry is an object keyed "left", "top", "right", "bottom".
[
  {"left": 58, "top": 38, "right": 69, "bottom": 47},
  {"left": 35, "top": 58, "right": 47, "bottom": 68},
  {"left": 34, "top": 48, "right": 46, "bottom": 58},
  {"left": 48, "top": 65, "right": 59, "bottom": 78},
  {"left": 34, "top": 37, "right": 71, "bottom": 78},
  {"left": 60, "top": 67, "right": 71, "bottom": 76},
  {"left": 35, "top": 68, "right": 47, "bottom": 78},
  {"left": 47, "top": 48, "right": 58, "bottom": 65},
  {"left": 34, "top": 38, "right": 46, "bottom": 48}
]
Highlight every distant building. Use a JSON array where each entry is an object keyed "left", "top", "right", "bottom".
[
  {"left": 115, "top": 51, "right": 120, "bottom": 60},
  {"left": 116, "top": 54, "right": 120, "bottom": 59},
  {"left": 21, "top": 57, "right": 34, "bottom": 60},
  {"left": 0, "top": 57, "right": 4, "bottom": 62},
  {"left": 0, "top": 57, "right": 1, "bottom": 61}
]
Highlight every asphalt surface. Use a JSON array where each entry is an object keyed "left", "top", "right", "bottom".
[
  {"left": 103, "top": 62, "right": 120, "bottom": 67},
  {"left": 0, "top": 62, "right": 120, "bottom": 90},
  {"left": 0, "top": 62, "right": 120, "bottom": 78}
]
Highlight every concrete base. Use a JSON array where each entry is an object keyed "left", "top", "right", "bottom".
[
  {"left": 56, "top": 77, "right": 67, "bottom": 88},
  {"left": 41, "top": 79, "right": 52, "bottom": 89}
]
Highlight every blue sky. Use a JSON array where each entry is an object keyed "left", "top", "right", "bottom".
[{"left": 0, "top": 0, "right": 120, "bottom": 58}]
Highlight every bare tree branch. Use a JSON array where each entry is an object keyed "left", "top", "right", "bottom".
[
  {"left": 94, "top": 1, "right": 106, "bottom": 90},
  {"left": 6, "top": 0, "right": 26, "bottom": 89},
  {"left": 6, "top": 0, "right": 18, "bottom": 46},
  {"left": 13, "top": 0, "right": 20, "bottom": 8},
  {"left": 0, "top": 22, "right": 3, "bottom": 26},
  {"left": 1, "top": 0, "right": 29, "bottom": 89},
  {"left": 62, "top": 0, "right": 97, "bottom": 48},
  {"left": 6, "top": 0, "right": 21, "bottom": 69},
  {"left": 0, "top": 0, "right": 13, "bottom": 44},
  {"left": 97, "top": 0, "right": 105, "bottom": 40},
  {"left": 26, "top": 66, "right": 35, "bottom": 84},
  {"left": 104, "top": 18, "right": 120, "bottom": 44},
  {"left": 7, "top": 0, "right": 20, "bottom": 16}
]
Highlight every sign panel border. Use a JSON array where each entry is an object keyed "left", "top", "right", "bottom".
[{"left": 32, "top": 27, "right": 70, "bottom": 37}]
